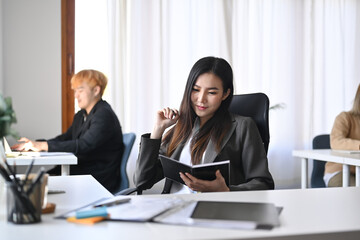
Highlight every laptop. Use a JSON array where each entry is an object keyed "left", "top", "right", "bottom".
[{"left": 3, "top": 137, "right": 73, "bottom": 157}]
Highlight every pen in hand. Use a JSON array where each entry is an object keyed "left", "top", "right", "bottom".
[{"left": 94, "top": 198, "right": 131, "bottom": 208}]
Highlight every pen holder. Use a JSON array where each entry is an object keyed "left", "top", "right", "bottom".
[{"left": 6, "top": 180, "right": 42, "bottom": 224}]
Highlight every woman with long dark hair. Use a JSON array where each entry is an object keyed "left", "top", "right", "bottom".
[{"left": 135, "top": 57, "right": 274, "bottom": 193}]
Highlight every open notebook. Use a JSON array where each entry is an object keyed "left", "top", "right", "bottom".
[{"left": 3, "top": 137, "right": 73, "bottom": 157}]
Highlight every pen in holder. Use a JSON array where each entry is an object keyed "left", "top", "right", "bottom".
[
  {"left": 6, "top": 178, "right": 42, "bottom": 224},
  {"left": 1, "top": 160, "right": 46, "bottom": 224}
]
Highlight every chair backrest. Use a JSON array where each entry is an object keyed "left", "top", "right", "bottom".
[
  {"left": 311, "top": 134, "right": 330, "bottom": 188},
  {"left": 228, "top": 93, "right": 270, "bottom": 154},
  {"left": 117, "top": 132, "right": 136, "bottom": 193}
]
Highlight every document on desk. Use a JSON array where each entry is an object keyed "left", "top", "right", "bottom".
[
  {"left": 56, "top": 196, "right": 281, "bottom": 229},
  {"left": 106, "top": 197, "right": 184, "bottom": 222},
  {"left": 6, "top": 151, "right": 74, "bottom": 158},
  {"left": 332, "top": 150, "right": 360, "bottom": 154},
  {"left": 16, "top": 152, "right": 74, "bottom": 157},
  {"left": 56, "top": 196, "right": 186, "bottom": 222}
]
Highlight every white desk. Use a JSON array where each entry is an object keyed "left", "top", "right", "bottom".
[
  {"left": 292, "top": 149, "right": 360, "bottom": 188},
  {"left": 5, "top": 154, "right": 77, "bottom": 176},
  {"left": 1, "top": 175, "right": 360, "bottom": 240}
]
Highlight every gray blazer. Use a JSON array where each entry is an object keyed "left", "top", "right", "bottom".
[{"left": 134, "top": 114, "right": 274, "bottom": 193}]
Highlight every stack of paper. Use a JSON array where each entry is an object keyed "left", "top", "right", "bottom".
[{"left": 56, "top": 196, "right": 282, "bottom": 230}]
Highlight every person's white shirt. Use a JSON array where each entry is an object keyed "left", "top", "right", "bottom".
[{"left": 170, "top": 137, "right": 206, "bottom": 194}]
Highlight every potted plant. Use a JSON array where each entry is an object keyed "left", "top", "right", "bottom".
[{"left": 0, "top": 94, "right": 17, "bottom": 155}]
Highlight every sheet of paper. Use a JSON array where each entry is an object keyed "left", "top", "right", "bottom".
[
  {"left": 107, "top": 197, "right": 185, "bottom": 221},
  {"left": 56, "top": 196, "right": 186, "bottom": 222},
  {"left": 17, "top": 152, "right": 74, "bottom": 157},
  {"left": 332, "top": 150, "right": 360, "bottom": 154}
]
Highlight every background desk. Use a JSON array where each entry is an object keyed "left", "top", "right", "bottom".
[
  {"left": 293, "top": 149, "right": 360, "bottom": 188},
  {"left": 1, "top": 175, "right": 360, "bottom": 240},
  {"left": 6, "top": 154, "right": 77, "bottom": 176}
]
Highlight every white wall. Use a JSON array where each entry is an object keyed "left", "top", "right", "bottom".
[{"left": 2, "top": 0, "right": 61, "bottom": 143}]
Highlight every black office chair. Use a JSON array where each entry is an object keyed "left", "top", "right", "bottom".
[
  {"left": 310, "top": 134, "right": 330, "bottom": 188},
  {"left": 228, "top": 93, "right": 270, "bottom": 154},
  {"left": 112, "top": 132, "right": 136, "bottom": 194},
  {"left": 116, "top": 93, "right": 270, "bottom": 195}
]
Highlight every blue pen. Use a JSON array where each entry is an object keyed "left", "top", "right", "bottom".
[{"left": 76, "top": 206, "right": 108, "bottom": 219}]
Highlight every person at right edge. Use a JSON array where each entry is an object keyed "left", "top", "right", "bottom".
[
  {"left": 134, "top": 56, "right": 274, "bottom": 193},
  {"left": 325, "top": 84, "right": 360, "bottom": 187}
]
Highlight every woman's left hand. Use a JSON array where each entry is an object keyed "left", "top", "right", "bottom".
[{"left": 179, "top": 170, "right": 230, "bottom": 192}]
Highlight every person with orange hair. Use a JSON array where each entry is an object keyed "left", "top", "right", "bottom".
[{"left": 12, "top": 69, "right": 124, "bottom": 192}]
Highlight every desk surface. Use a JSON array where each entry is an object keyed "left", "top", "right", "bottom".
[
  {"left": 1, "top": 176, "right": 360, "bottom": 240},
  {"left": 293, "top": 149, "right": 360, "bottom": 188},
  {"left": 6, "top": 154, "right": 77, "bottom": 165},
  {"left": 292, "top": 149, "right": 360, "bottom": 166},
  {"left": 5, "top": 154, "right": 77, "bottom": 176}
]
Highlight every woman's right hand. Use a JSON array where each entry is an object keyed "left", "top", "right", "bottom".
[{"left": 150, "top": 107, "right": 180, "bottom": 139}]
